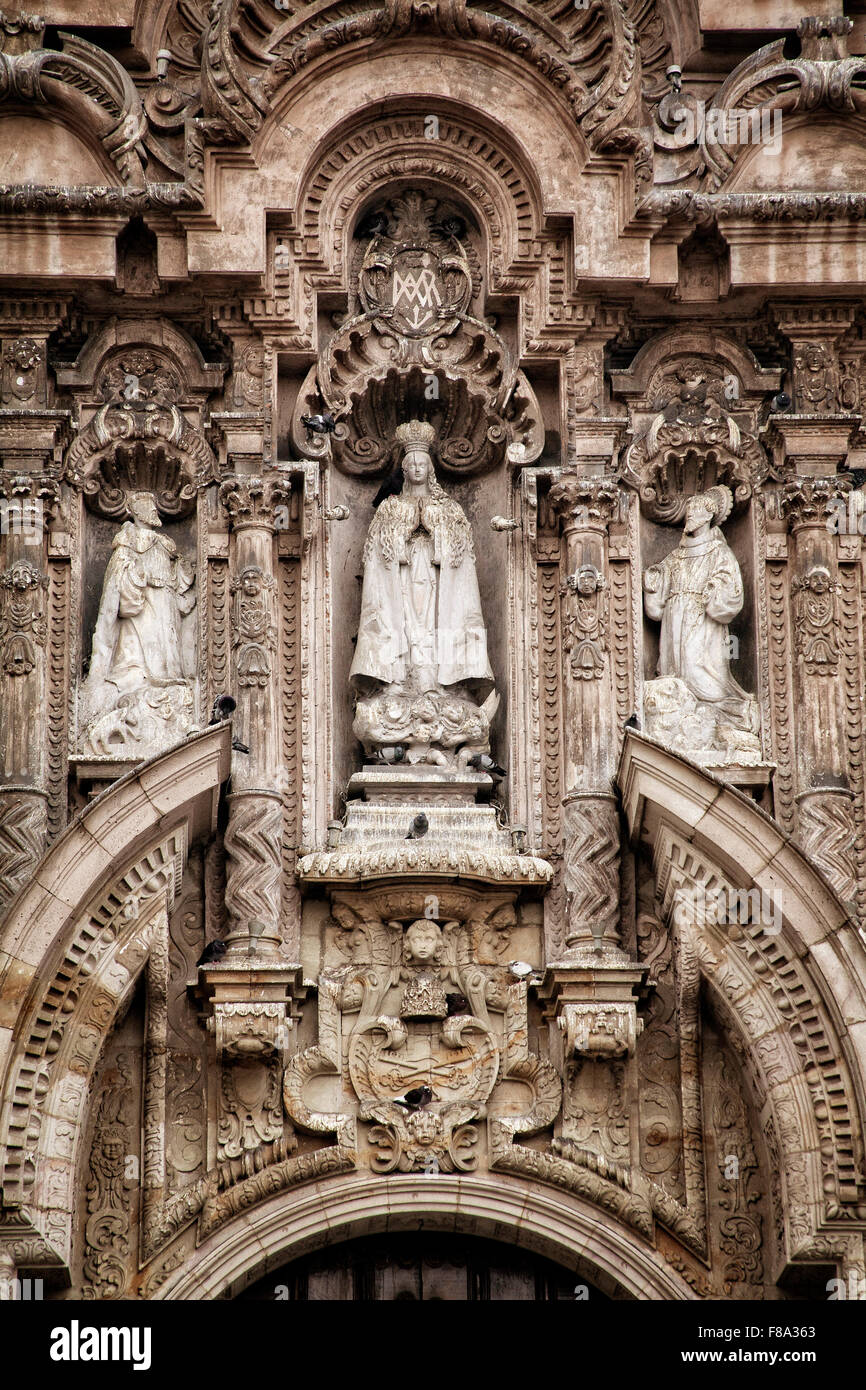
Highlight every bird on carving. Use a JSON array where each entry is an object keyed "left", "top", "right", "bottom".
[
  {"left": 300, "top": 412, "right": 336, "bottom": 435},
  {"left": 508, "top": 960, "right": 533, "bottom": 980},
  {"left": 394, "top": 1085, "right": 434, "bottom": 1111},
  {"left": 624, "top": 713, "right": 640, "bottom": 731},
  {"left": 372, "top": 466, "right": 404, "bottom": 509},
  {"left": 197, "top": 940, "right": 228, "bottom": 967},
  {"left": 446, "top": 993, "right": 471, "bottom": 1017},
  {"left": 466, "top": 752, "right": 506, "bottom": 779},
  {"left": 354, "top": 211, "right": 390, "bottom": 240},
  {"left": 376, "top": 744, "right": 407, "bottom": 764},
  {"left": 209, "top": 693, "right": 237, "bottom": 724},
  {"left": 432, "top": 214, "right": 466, "bottom": 240},
  {"left": 406, "top": 813, "right": 429, "bottom": 840},
  {"left": 231, "top": 736, "right": 250, "bottom": 754}
]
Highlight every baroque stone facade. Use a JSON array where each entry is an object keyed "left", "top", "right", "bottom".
[{"left": 0, "top": 0, "right": 866, "bottom": 1303}]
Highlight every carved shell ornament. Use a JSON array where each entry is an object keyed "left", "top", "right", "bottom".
[
  {"left": 292, "top": 190, "right": 544, "bottom": 476},
  {"left": 64, "top": 351, "right": 214, "bottom": 519},
  {"left": 622, "top": 367, "right": 766, "bottom": 523}
]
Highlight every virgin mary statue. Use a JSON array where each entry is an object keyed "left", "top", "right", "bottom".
[{"left": 350, "top": 420, "right": 498, "bottom": 766}]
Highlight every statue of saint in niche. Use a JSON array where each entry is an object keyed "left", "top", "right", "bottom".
[
  {"left": 350, "top": 420, "right": 498, "bottom": 766},
  {"left": 643, "top": 485, "right": 761, "bottom": 764},
  {"left": 80, "top": 491, "right": 196, "bottom": 756}
]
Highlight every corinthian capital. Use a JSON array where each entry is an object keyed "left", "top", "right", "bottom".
[
  {"left": 780, "top": 475, "right": 851, "bottom": 530},
  {"left": 219, "top": 476, "right": 291, "bottom": 531},
  {"left": 547, "top": 474, "right": 620, "bottom": 531}
]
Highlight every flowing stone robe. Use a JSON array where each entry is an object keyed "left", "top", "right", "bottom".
[
  {"left": 644, "top": 525, "right": 754, "bottom": 727},
  {"left": 86, "top": 520, "right": 195, "bottom": 701},
  {"left": 350, "top": 492, "right": 493, "bottom": 696},
  {"left": 79, "top": 517, "right": 196, "bottom": 755}
]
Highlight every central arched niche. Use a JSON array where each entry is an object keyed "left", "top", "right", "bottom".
[
  {"left": 236, "top": 1232, "right": 616, "bottom": 1301},
  {"left": 294, "top": 179, "right": 545, "bottom": 807}
]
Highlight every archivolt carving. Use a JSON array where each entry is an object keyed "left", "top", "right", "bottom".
[
  {"left": 83, "top": 1055, "right": 134, "bottom": 1300},
  {"left": 295, "top": 111, "right": 538, "bottom": 289},
  {"left": 202, "top": 0, "right": 641, "bottom": 151},
  {"left": 656, "top": 830, "right": 866, "bottom": 1248}
]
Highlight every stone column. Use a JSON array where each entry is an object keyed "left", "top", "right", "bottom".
[
  {"left": 547, "top": 471, "right": 622, "bottom": 954},
  {"left": 780, "top": 471, "right": 858, "bottom": 910},
  {"left": 0, "top": 471, "right": 61, "bottom": 910},
  {"left": 206, "top": 475, "right": 300, "bottom": 1166},
  {"left": 218, "top": 476, "right": 290, "bottom": 951}
]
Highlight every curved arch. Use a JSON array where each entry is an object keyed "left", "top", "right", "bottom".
[
  {"left": 726, "top": 114, "right": 866, "bottom": 195},
  {"left": 154, "top": 1172, "right": 696, "bottom": 1301},
  {"left": 610, "top": 328, "right": 780, "bottom": 402},
  {"left": 619, "top": 730, "right": 866, "bottom": 1268},
  {"left": 0, "top": 29, "right": 146, "bottom": 186},
  {"left": 202, "top": 0, "right": 639, "bottom": 147},
  {"left": 0, "top": 726, "right": 230, "bottom": 1272},
  {"left": 250, "top": 53, "right": 589, "bottom": 281},
  {"left": 55, "top": 317, "right": 225, "bottom": 400},
  {"left": 286, "top": 98, "right": 549, "bottom": 288},
  {"left": 0, "top": 108, "right": 117, "bottom": 185}
]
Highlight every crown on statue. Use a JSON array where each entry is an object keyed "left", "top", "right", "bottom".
[{"left": 395, "top": 419, "right": 436, "bottom": 449}]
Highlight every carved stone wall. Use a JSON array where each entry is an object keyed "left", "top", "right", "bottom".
[{"left": 0, "top": 0, "right": 866, "bottom": 1306}]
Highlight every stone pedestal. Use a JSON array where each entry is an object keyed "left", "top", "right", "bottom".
[{"left": 300, "top": 764, "right": 551, "bottom": 888}]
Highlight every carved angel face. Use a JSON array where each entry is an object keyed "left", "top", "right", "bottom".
[
  {"left": 404, "top": 918, "right": 442, "bottom": 964},
  {"left": 806, "top": 568, "right": 831, "bottom": 594},
  {"left": 575, "top": 565, "right": 600, "bottom": 595},
  {"left": 241, "top": 569, "right": 263, "bottom": 597}
]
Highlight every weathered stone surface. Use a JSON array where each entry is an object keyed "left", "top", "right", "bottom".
[{"left": 0, "top": 0, "right": 865, "bottom": 1306}]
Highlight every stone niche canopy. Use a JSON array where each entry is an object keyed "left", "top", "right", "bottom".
[{"left": 292, "top": 189, "right": 544, "bottom": 477}]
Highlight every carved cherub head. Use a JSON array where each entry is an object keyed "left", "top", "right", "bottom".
[
  {"left": 574, "top": 564, "right": 602, "bottom": 596},
  {"left": 404, "top": 918, "right": 443, "bottom": 965},
  {"left": 239, "top": 566, "right": 263, "bottom": 597},
  {"left": 804, "top": 565, "right": 832, "bottom": 594}
]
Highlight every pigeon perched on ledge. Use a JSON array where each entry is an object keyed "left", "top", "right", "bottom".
[
  {"left": 209, "top": 694, "right": 236, "bottom": 724},
  {"left": 467, "top": 752, "right": 506, "bottom": 779},
  {"left": 300, "top": 412, "right": 336, "bottom": 435},
  {"left": 376, "top": 744, "right": 406, "bottom": 764},
  {"left": 406, "top": 813, "right": 429, "bottom": 840},
  {"left": 394, "top": 1086, "right": 434, "bottom": 1111},
  {"left": 197, "top": 940, "right": 228, "bottom": 967}
]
